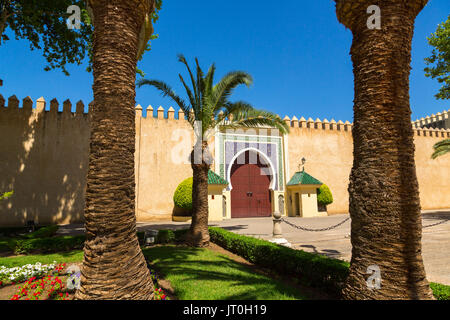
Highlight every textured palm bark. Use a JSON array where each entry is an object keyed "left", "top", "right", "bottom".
[
  {"left": 335, "top": 0, "right": 434, "bottom": 299},
  {"left": 75, "top": 0, "right": 154, "bottom": 300},
  {"left": 186, "top": 141, "right": 212, "bottom": 247}
]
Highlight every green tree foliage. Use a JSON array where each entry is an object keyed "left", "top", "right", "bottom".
[
  {"left": 0, "top": 0, "right": 92, "bottom": 75},
  {"left": 432, "top": 138, "right": 450, "bottom": 159},
  {"left": 317, "top": 184, "right": 333, "bottom": 206},
  {"left": 0, "top": 0, "right": 162, "bottom": 76},
  {"left": 424, "top": 14, "right": 450, "bottom": 100},
  {"left": 173, "top": 177, "right": 193, "bottom": 210}
]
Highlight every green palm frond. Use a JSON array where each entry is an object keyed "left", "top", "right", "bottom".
[
  {"left": 194, "top": 58, "right": 205, "bottom": 123},
  {"left": 224, "top": 105, "right": 290, "bottom": 134},
  {"left": 204, "top": 64, "right": 216, "bottom": 97},
  {"left": 178, "top": 74, "right": 196, "bottom": 108},
  {"left": 211, "top": 72, "right": 253, "bottom": 115},
  {"left": 432, "top": 139, "right": 450, "bottom": 159},
  {"left": 217, "top": 101, "right": 254, "bottom": 122},
  {"left": 138, "top": 55, "right": 289, "bottom": 137},
  {"left": 178, "top": 54, "right": 199, "bottom": 107}
]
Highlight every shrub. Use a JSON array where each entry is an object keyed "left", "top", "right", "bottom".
[
  {"left": 0, "top": 239, "right": 15, "bottom": 253},
  {"left": 155, "top": 229, "right": 187, "bottom": 244},
  {"left": 173, "top": 177, "right": 193, "bottom": 211},
  {"left": 11, "top": 235, "right": 85, "bottom": 254},
  {"left": 317, "top": 184, "right": 333, "bottom": 206},
  {"left": 208, "top": 226, "right": 349, "bottom": 295},
  {"left": 137, "top": 231, "right": 145, "bottom": 245},
  {"left": 156, "top": 230, "right": 176, "bottom": 244}
]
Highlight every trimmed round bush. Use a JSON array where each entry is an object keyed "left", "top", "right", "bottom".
[
  {"left": 173, "top": 177, "right": 193, "bottom": 211},
  {"left": 317, "top": 184, "right": 333, "bottom": 206}
]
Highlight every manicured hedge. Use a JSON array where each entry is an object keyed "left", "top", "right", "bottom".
[
  {"left": 24, "top": 225, "right": 59, "bottom": 239},
  {"left": 0, "top": 239, "right": 14, "bottom": 252},
  {"left": 173, "top": 177, "right": 193, "bottom": 211},
  {"left": 2, "top": 230, "right": 170, "bottom": 255},
  {"left": 10, "top": 235, "right": 86, "bottom": 254},
  {"left": 208, "top": 226, "right": 349, "bottom": 295},
  {"left": 156, "top": 230, "right": 176, "bottom": 244},
  {"left": 155, "top": 229, "right": 187, "bottom": 244},
  {"left": 0, "top": 225, "right": 60, "bottom": 253}
]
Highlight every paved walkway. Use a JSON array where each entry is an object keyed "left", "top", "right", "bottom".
[{"left": 57, "top": 209, "right": 450, "bottom": 285}]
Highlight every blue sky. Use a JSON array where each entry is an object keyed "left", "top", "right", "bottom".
[{"left": 0, "top": 0, "right": 449, "bottom": 122}]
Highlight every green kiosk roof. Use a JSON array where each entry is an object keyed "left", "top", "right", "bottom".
[
  {"left": 208, "top": 170, "right": 229, "bottom": 185},
  {"left": 287, "top": 170, "right": 322, "bottom": 186}
]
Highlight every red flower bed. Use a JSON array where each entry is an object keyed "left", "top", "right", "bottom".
[{"left": 10, "top": 275, "right": 69, "bottom": 300}]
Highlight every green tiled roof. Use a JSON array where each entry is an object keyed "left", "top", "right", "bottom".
[
  {"left": 287, "top": 170, "right": 322, "bottom": 186},
  {"left": 208, "top": 170, "right": 228, "bottom": 185}
]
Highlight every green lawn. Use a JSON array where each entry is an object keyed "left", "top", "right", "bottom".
[
  {"left": 1, "top": 242, "right": 448, "bottom": 300},
  {"left": 142, "top": 245, "right": 308, "bottom": 300},
  {"left": 0, "top": 250, "right": 83, "bottom": 268}
]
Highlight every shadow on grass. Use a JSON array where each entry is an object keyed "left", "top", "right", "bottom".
[
  {"left": 297, "top": 244, "right": 343, "bottom": 260},
  {"left": 142, "top": 245, "right": 308, "bottom": 300}
]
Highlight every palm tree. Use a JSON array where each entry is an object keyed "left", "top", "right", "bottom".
[
  {"left": 75, "top": 0, "right": 156, "bottom": 299},
  {"left": 432, "top": 139, "right": 450, "bottom": 159},
  {"left": 334, "top": 0, "right": 434, "bottom": 299},
  {"left": 138, "top": 55, "right": 289, "bottom": 247}
]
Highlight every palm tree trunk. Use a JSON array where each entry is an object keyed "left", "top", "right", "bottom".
[
  {"left": 75, "top": 0, "right": 154, "bottom": 300},
  {"left": 335, "top": 0, "right": 434, "bottom": 299},
  {"left": 186, "top": 141, "right": 212, "bottom": 247}
]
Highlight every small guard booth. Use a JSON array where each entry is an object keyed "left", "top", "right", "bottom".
[{"left": 285, "top": 169, "right": 325, "bottom": 218}]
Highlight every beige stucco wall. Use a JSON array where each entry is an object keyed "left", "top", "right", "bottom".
[
  {"left": 286, "top": 120, "right": 450, "bottom": 214},
  {"left": 272, "top": 190, "right": 286, "bottom": 216},
  {"left": 135, "top": 108, "right": 194, "bottom": 221},
  {"left": 286, "top": 185, "right": 323, "bottom": 218},
  {"left": 286, "top": 122, "right": 354, "bottom": 214},
  {"left": 208, "top": 185, "right": 227, "bottom": 221},
  {"left": 0, "top": 96, "right": 89, "bottom": 227},
  {"left": 414, "top": 131, "right": 450, "bottom": 210},
  {"left": 223, "top": 190, "right": 231, "bottom": 219},
  {"left": 0, "top": 95, "right": 449, "bottom": 226}
]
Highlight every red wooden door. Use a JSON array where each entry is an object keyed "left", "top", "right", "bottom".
[{"left": 231, "top": 151, "right": 272, "bottom": 218}]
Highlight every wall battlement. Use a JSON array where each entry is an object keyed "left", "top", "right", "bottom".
[
  {"left": 135, "top": 104, "right": 188, "bottom": 121},
  {"left": 0, "top": 94, "right": 89, "bottom": 117},
  {"left": 3, "top": 95, "right": 448, "bottom": 139},
  {"left": 412, "top": 110, "right": 450, "bottom": 130},
  {"left": 1, "top": 95, "right": 449, "bottom": 225},
  {"left": 283, "top": 114, "right": 450, "bottom": 138}
]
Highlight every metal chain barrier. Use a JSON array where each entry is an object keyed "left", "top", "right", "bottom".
[
  {"left": 280, "top": 216, "right": 350, "bottom": 232},
  {"left": 280, "top": 216, "right": 448, "bottom": 232}
]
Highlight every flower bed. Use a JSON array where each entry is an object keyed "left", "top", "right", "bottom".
[
  {"left": 0, "top": 261, "right": 60, "bottom": 284},
  {"left": 1, "top": 259, "right": 168, "bottom": 300},
  {"left": 149, "top": 268, "right": 168, "bottom": 300},
  {"left": 10, "top": 275, "right": 69, "bottom": 300}
]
